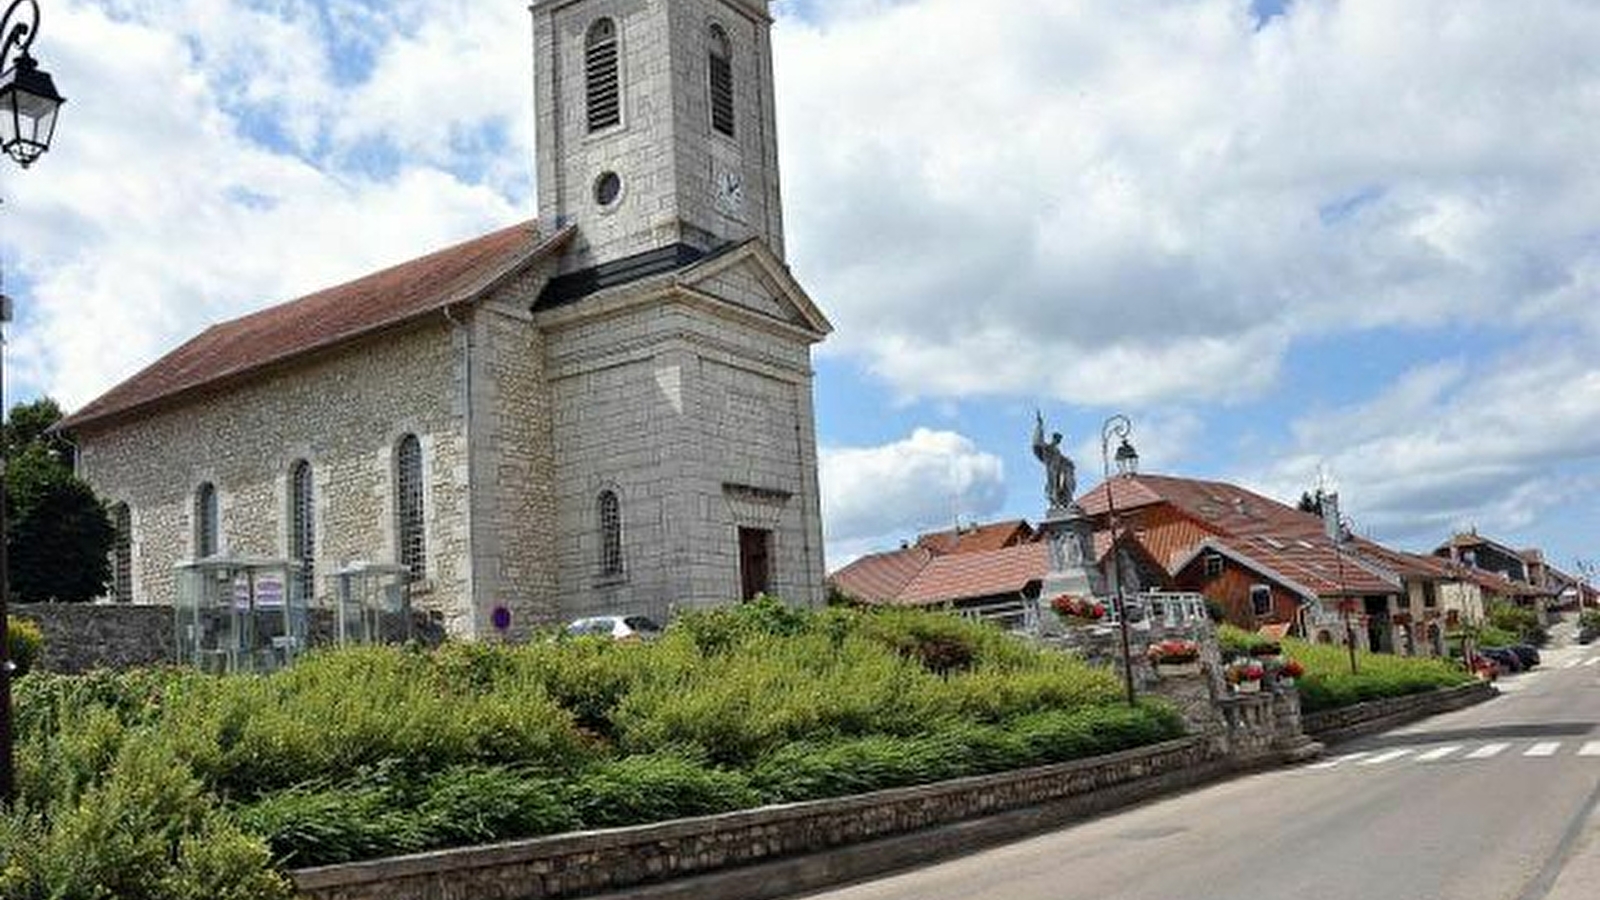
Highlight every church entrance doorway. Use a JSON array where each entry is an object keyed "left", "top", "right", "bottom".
[{"left": 739, "top": 527, "right": 772, "bottom": 600}]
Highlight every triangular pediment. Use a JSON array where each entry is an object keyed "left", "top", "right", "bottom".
[{"left": 675, "top": 240, "right": 833, "bottom": 338}]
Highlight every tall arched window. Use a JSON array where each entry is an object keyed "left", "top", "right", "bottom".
[
  {"left": 707, "top": 23, "right": 735, "bottom": 137},
  {"left": 586, "top": 18, "right": 622, "bottom": 132},
  {"left": 194, "top": 483, "right": 219, "bottom": 559},
  {"left": 111, "top": 503, "right": 132, "bottom": 603},
  {"left": 396, "top": 435, "right": 426, "bottom": 583},
  {"left": 598, "top": 489, "right": 624, "bottom": 579},
  {"left": 290, "top": 460, "right": 315, "bottom": 601}
]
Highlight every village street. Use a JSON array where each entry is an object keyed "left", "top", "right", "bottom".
[{"left": 801, "top": 635, "right": 1600, "bottom": 900}]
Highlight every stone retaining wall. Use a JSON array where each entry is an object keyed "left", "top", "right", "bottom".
[
  {"left": 293, "top": 738, "right": 1227, "bottom": 900},
  {"left": 12, "top": 604, "right": 444, "bottom": 674},
  {"left": 12, "top": 603, "right": 175, "bottom": 673},
  {"left": 1302, "top": 681, "right": 1496, "bottom": 744}
]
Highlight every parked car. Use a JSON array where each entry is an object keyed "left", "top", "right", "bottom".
[
  {"left": 1479, "top": 647, "right": 1523, "bottom": 674},
  {"left": 564, "top": 615, "right": 664, "bottom": 642},
  {"left": 1508, "top": 644, "right": 1541, "bottom": 669}
]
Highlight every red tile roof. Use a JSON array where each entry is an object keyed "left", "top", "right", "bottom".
[
  {"left": 62, "top": 221, "right": 573, "bottom": 432},
  {"left": 896, "top": 541, "right": 1048, "bottom": 607},
  {"left": 915, "top": 520, "right": 1034, "bottom": 555},
  {"left": 829, "top": 546, "right": 935, "bottom": 604}
]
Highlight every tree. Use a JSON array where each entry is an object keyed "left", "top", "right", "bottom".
[
  {"left": 1298, "top": 490, "right": 1325, "bottom": 517},
  {"left": 4, "top": 398, "right": 114, "bottom": 603}
]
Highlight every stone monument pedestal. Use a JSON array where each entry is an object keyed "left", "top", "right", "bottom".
[{"left": 1036, "top": 506, "right": 1108, "bottom": 634}]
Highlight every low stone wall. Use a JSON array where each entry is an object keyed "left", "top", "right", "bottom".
[
  {"left": 1302, "top": 681, "right": 1497, "bottom": 744},
  {"left": 12, "top": 603, "right": 445, "bottom": 674},
  {"left": 293, "top": 738, "right": 1226, "bottom": 900},
  {"left": 12, "top": 603, "right": 175, "bottom": 673}
]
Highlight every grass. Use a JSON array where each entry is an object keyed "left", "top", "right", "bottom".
[{"left": 2, "top": 601, "right": 1183, "bottom": 898}]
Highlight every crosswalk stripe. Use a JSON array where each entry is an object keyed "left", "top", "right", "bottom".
[
  {"left": 1579, "top": 742, "right": 1600, "bottom": 758},
  {"left": 1467, "top": 743, "right": 1510, "bottom": 759},
  {"left": 1526, "top": 742, "right": 1562, "bottom": 757},
  {"left": 1564, "top": 659, "right": 1582, "bottom": 669},
  {"left": 1415, "top": 745, "right": 1463, "bottom": 762},
  {"left": 1359, "top": 749, "right": 1414, "bottom": 766},
  {"left": 1308, "top": 751, "right": 1370, "bottom": 770},
  {"left": 1585, "top": 657, "right": 1600, "bottom": 667}
]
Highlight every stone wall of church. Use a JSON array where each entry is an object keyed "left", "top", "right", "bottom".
[
  {"left": 541, "top": 280, "right": 824, "bottom": 620},
  {"left": 74, "top": 320, "right": 475, "bottom": 633},
  {"left": 466, "top": 275, "right": 563, "bottom": 637}
]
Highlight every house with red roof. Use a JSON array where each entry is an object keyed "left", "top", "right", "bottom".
[
  {"left": 58, "top": 0, "right": 833, "bottom": 637},
  {"left": 834, "top": 472, "right": 1472, "bottom": 656}
]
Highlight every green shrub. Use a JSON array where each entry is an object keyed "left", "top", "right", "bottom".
[
  {"left": 1287, "top": 638, "right": 1470, "bottom": 713},
  {"left": 570, "top": 755, "right": 760, "bottom": 828},
  {"left": 9, "top": 606, "right": 1188, "bottom": 894},
  {"left": 417, "top": 765, "right": 579, "bottom": 846},
  {"left": 8, "top": 616, "right": 44, "bottom": 676}
]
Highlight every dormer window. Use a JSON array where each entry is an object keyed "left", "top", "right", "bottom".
[
  {"left": 586, "top": 18, "right": 622, "bottom": 132},
  {"left": 708, "top": 23, "right": 735, "bottom": 137}
]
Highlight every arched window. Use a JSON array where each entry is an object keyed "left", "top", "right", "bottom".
[
  {"left": 290, "top": 460, "right": 315, "bottom": 601},
  {"left": 194, "top": 483, "right": 219, "bottom": 558},
  {"left": 586, "top": 18, "right": 622, "bottom": 132},
  {"left": 111, "top": 503, "right": 132, "bottom": 603},
  {"left": 707, "top": 23, "right": 735, "bottom": 137},
  {"left": 598, "top": 489, "right": 624, "bottom": 579},
  {"left": 396, "top": 435, "right": 426, "bottom": 583}
]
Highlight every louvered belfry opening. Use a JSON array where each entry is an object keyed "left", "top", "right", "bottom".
[
  {"left": 708, "top": 24, "right": 735, "bottom": 137},
  {"left": 586, "top": 18, "right": 622, "bottom": 132}
]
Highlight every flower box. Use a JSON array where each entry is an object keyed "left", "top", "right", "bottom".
[
  {"left": 1156, "top": 661, "right": 1202, "bottom": 677},
  {"left": 1051, "top": 594, "right": 1107, "bottom": 624},
  {"left": 1234, "top": 680, "right": 1261, "bottom": 694}
]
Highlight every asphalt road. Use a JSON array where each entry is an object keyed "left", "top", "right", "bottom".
[{"left": 798, "top": 637, "right": 1600, "bottom": 900}]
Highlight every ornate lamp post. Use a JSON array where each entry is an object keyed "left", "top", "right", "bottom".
[
  {"left": 1100, "top": 415, "right": 1139, "bottom": 707},
  {"left": 0, "top": 0, "right": 64, "bottom": 805}
]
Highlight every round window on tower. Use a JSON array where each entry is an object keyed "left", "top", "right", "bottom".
[{"left": 594, "top": 171, "right": 623, "bottom": 209}]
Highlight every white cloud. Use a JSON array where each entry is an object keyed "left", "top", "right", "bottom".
[
  {"left": 774, "top": 0, "right": 1600, "bottom": 407},
  {"left": 820, "top": 428, "right": 1006, "bottom": 565},
  {"left": 1245, "top": 344, "right": 1600, "bottom": 546},
  {"left": 1, "top": 1, "right": 527, "bottom": 409}
]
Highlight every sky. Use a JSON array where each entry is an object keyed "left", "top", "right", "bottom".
[{"left": 3, "top": 0, "right": 1600, "bottom": 575}]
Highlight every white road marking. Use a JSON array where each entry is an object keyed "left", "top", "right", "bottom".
[
  {"left": 1308, "top": 751, "right": 1370, "bottom": 770},
  {"left": 1525, "top": 742, "right": 1562, "bottom": 757},
  {"left": 1415, "top": 745, "right": 1463, "bottom": 762},
  {"left": 1563, "top": 659, "right": 1582, "bottom": 669},
  {"left": 1358, "top": 749, "right": 1414, "bottom": 766},
  {"left": 1467, "top": 743, "right": 1510, "bottom": 759},
  {"left": 1584, "top": 657, "right": 1600, "bottom": 667},
  {"left": 1579, "top": 742, "right": 1600, "bottom": 758}
]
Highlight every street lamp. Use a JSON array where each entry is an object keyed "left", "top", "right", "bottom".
[
  {"left": 0, "top": 0, "right": 64, "bottom": 806},
  {"left": 1101, "top": 415, "right": 1139, "bottom": 708},
  {"left": 0, "top": 1, "right": 64, "bottom": 168}
]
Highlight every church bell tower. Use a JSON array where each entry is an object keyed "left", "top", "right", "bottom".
[{"left": 530, "top": 0, "right": 786, "bottom": 277}]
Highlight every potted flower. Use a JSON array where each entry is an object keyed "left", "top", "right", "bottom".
[
  {"left": 1276, "top": 658, "right": 1305, "bottom": 687},
  {"left": 1147, "top": 639, "right": 1202, "bottom": 676},
  {"left": 1051, "top": 594, "right": 1108, "bottom": 625},
  {"left": 1226, "top": 660, "right": 1266, "bottom": 694}
]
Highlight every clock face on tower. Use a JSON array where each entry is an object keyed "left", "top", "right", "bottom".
[{"left": 715, "top": 167, "right": 746, "bottom": 218}]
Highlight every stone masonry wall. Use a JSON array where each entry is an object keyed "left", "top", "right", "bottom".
[
  {"left": 74, "top": 321, "right": 476, "bottom": 634},
  {"left": 292, "top": 737, "right": 1217, "bottom": 900},
  {"left": 11, "top": 603, "right": 174, "bottom": 673}
]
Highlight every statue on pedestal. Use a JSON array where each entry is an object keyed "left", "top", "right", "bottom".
[{"left": 1032, "top": 410, "right": 1077, "bottom": 513}]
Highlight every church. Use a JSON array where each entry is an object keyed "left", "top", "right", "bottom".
[{"left": 59, "top": 0, "right": 831, "bottom": 638}]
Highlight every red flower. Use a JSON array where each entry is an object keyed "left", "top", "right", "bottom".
[{"left": 1280, "top": 659, "right": 1305, "bottom": 679}]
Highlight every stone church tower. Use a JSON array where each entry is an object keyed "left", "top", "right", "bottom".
[{"left": 62, "top": 0, "right": 830, "bottom": 637}]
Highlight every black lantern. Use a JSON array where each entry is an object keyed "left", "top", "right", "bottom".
[
  {"left": 0, "top": 49, "right": 62, "bottom": 167},
  {"left": 1114, "top": 436, "right": 1139, "bottom": 476},
  {"left": 0, "top": 0, "right": 63, "bottom": 169}
]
